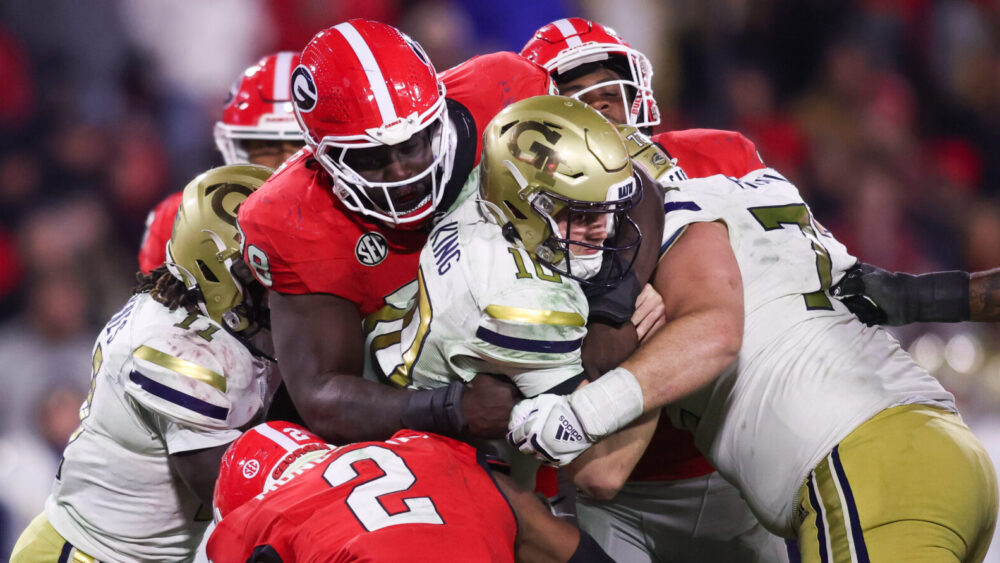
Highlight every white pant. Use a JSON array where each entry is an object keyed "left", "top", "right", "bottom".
[{"left": 577, "top": 472, "right": 788, "bottom": 563}]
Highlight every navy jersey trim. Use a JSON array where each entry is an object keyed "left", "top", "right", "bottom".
[
  {"left": 128, "top": 370, "right": 229, "bottom": 421},
  {"left": 475, "top": 326, "right": 583, "bottom": 354}
]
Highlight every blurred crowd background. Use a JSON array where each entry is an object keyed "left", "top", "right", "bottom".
[{"left": 1, "top": 0, "right": 999, "bottom": 557}]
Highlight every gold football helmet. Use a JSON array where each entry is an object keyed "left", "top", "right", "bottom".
[
  {"left": 480, "top": 95, "right": 641, "bottom": 285},
  {"left": 165, "top": 164, "right": 273, "bottom": 333}
]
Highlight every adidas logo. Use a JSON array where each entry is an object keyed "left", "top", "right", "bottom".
[{"left": 555, "top": 416, "right": 583, "bottom": 442}]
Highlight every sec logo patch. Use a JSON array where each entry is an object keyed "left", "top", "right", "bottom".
[{"left": 356, "top": 232, "right": 389, "bottom": 266}]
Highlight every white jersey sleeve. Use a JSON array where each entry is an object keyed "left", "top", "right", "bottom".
[
  {"left": 365, "top": 195, "right": 587, "bottom": 398},
  {"left": 125, "top": 309, "right": 268, "bottom": 437}
]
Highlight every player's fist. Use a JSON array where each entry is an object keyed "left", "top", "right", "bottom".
[
  {"left": 506, "top": 394, "right": 593, "bottom": 466},
  {"left": 462, "top": 375, "right": 522, "bottom": 439}
]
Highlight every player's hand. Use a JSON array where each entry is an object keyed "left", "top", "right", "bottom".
[
  {"left": 506, "top": 394, "right": 593, "bottom": 467},
  {"left": 462, "top": 375, "right": 522, "bottom": 439},
  {"left": 631, "top": 283, "right": 666, "bottom": 342},
  {"left": 831, "top": 263, "right": 892, "bottom": 326}
]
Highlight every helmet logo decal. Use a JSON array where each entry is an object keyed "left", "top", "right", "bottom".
[
  {"left": 206, "top": 183, "right": 255, "bottom": 227},
  {"left": 356, "top": 232, "right": 389, "bottom": 266},
  {"left": 291, "top": 65, "right": 318, "bottom": 113},
  {"left": 508, "top": 121, "right": 565, "bottom": 187},
  {"left": 242, "top": 459, "right": 261, "bottom": 479}
]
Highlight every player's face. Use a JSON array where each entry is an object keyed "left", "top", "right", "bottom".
[
  {"left": 244, "top": 140, "right": 305, "bottom": 169},
  {"left": 343, "top": 129, "right": 435, "bottom": 212},
  {"left": 557, "top": 67, "right": 628, "bottom": 125},
  {"left": 554, "top": 208, "right": 610, "bottom": 256}
]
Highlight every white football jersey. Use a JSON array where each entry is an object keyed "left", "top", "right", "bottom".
[
  {"left": 660, "top": 168, "right": 956, "bottom": 536},
  {"left": 365, "top": 171, "right": 588, "bottom": 398},
  {"left": 45, "top": 292, "right": 277, "bottom": 562}
]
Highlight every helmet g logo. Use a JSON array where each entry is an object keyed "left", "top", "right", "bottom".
[
  {"left": 356, "top": 232, "right": 389, "bottom": 266},
  {"left": 291, "top": 65, "right": 317, "bottom": 113}
]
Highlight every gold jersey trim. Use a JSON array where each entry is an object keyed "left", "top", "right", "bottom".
[
  {"left": 485, "top": 304, "right": 585, "bottom": 327},
  {"left": 132, "top": 345, "right": 227, "bottom": 392}
]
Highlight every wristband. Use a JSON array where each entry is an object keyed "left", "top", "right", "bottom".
[
  {"left": 912, "top": 270, "right": 970, "bottom": 322},
  {"left": 568, "top": 367, "right": 643, "bottom": 440},
  {"left": 400, "top": 381, "right": 466, "bottom": 437}
]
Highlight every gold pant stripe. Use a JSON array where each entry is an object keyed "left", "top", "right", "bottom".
[{"left": 796, "top": 404, "right": 998, "bottom": 563}]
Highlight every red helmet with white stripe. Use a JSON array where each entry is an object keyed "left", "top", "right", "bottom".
[
  {"left": 521, "top": 18, "right": 659, "bottom": 129},
  {"left": 292, "top": 19, "right": 454, "bottom": 226},
  {"left": 213, "top": 421, "right": 331, "bottom": 521},
  {"left": 214, "top": 52, "right": 304, "bottom": 165}
]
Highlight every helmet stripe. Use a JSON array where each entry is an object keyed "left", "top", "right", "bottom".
[
  {"left": 334, "top": 22, "right": 398, "bottom": 125},
  {"left": 552, "top": 19, "right": 583, "bottom": 48},
  {"left": 273, "top": 52, "right": 294, "bottom": 102},
  {"left": 255, "top": 422, "right": 304, "bottom": 452}
]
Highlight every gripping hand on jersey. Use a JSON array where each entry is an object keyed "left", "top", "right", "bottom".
[{"left": 507, "top": 394, "right": 593, "bottom": 466}]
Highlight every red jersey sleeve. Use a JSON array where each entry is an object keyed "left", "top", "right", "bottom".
[
  {"left": 237, "top": 151, "right": 427, "bottom": 314},
  {"left": 654, "top": 129, "right": 765, "bottom": 179},
  {"left": 441, "top": 51, "right": 552, "bottom": 165},
  {"left": 137, "top": 191, "right": 182, "bottom": 274}
]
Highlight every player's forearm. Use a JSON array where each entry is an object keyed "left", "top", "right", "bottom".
[
  {"left": 294, "top": 374, "right": 411, "bottom": 443},
  {"left": 565, "top": 409, "right": 659, "bottom": 501},
  {"left": 621, "top": 305, "right": 742, "bottom": 412},
  {"left": 970, "top": 268, "right": 1000, "bottom": 321}
]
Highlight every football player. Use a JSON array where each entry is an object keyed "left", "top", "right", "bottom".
[
  {"left": 511, "top": 165, "right": 999, "bottom": 561},
  {"left": 138, "top": 51, "right": 305, "bottom": 275},
  {"left": 521, "top": 18, "right": 786, "bottom": 562},
  {"left": 10, "top": 165, "right": 280, "bottom": 562},
  {"left": 235, "top": 19, "right": 557, "bottom": 444},
  {"left": 363, "top": 94, "right": 664, "bottom": 487},
  {"left": 207, "top": 421, "right": 614, "bottom": 562}
]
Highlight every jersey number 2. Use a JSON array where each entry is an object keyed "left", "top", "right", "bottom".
[{"left": 323, "top": 445, "right": 444, "bottom": 532}]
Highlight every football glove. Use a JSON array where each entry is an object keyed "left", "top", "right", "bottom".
[{"left": 507, "top": 394, "right": 592, "bottom": 467}]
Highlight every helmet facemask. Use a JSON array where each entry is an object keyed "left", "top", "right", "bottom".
[
  {"left": 521, "top": 174, "right": 642, "bottom": 287},
  {"left": 552, "top": 51, "right": 659, "bottom": 130},
  {"left": 307, "top": 85, "right": 454, "bottom": 227}
]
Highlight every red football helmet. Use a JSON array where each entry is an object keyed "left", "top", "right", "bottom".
[
  {"left": 214, "top": 52, "right": 305, "bottom": 164},
  {"left": 213, "top": 421, "right": 331, "bottom": 521},
  {"left": 521, "top": 18, "right": 659, "bottom": 129},
  {"left": 292, "top": 19, "right": 454, "bottom": 226}
]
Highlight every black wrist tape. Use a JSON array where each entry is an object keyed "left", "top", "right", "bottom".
[
  {"left": 905, "top": 270, "right": 970, "bottom": 322},
  {"left": 400, "top": 381, "right": 467, "bottom": 437}
]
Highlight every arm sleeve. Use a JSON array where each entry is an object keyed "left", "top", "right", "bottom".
[{"left": 462, "top": 281, "right": 588, "bottom": 397}]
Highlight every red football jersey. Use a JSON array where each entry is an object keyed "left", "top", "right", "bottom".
[
  {"left": 628, "top": 128, "right": 764, "bottom": 483},
  {"left": 207, "top": 431, "right": 517, "bottom": 563},
  {"left": 237, "top": 52, "right": 550, "bottom": 315},
  {"left": 137, "top": 191, "right": 183, "bottom": 274}
]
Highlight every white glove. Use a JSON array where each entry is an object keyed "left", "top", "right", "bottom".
[{"left": 506, "top": 394, "right": 593, "bottom": 467}]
